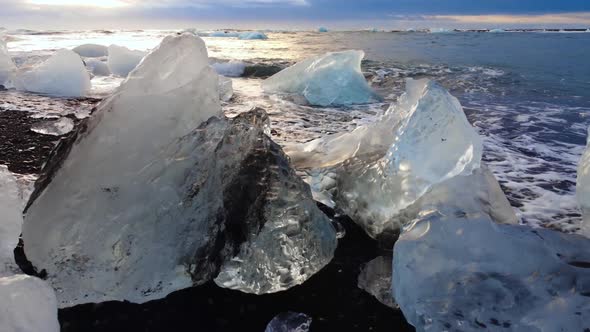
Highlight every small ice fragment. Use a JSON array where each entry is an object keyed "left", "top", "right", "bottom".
[
  {"left": 0, "top": 38, "right": 16, "bottom": 86},
  {"left": 318, "top": 27, "right": 328, "bottom": 33},
  {"left": 238, "top": 31, "right": 268, "bottom": 40},
  {"left": 265, "top": 312, "right": 312, "bottom": 332},
  {"left": 212, "top": 61, "right": 246, "bottom": 77},
  {"left": 31, "top": 117, "right": 74, "bottom": 136},
  {"left": 85, "top": 58, "right": 111, "bottom": 76},
  {"left": 218, "top": 75, "right": 233, "bottom": 101}
]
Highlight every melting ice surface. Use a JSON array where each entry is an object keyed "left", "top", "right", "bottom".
[
  {"left": 72, "top": 43, "right": 108, "bottom": 58},
  {"left": 263, "top": 50, "right": 380, "bottom": 106},
  {"left": 0, "top": 38, "right": 16, "bottom": 86},
  {"left": 393, "top": 213, "right": 590, "bottom": 332}
]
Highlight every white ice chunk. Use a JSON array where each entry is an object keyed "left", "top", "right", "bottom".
[
  {"left": 72, "top": 44, "right": 108, "bottom": 58},
  {"left": 577, "top": 127, "right": 590, "bottom": 237},
  {"left": 287, "top": 79, "right": 484, "bottom": 238},
  {"left": 0, "top": 167, "right": 22, "bottom": 277},
  {"left": 262, "top": 50, "right": 379, "bottom": 106},
  {"left": 85, "top": 58, "right": 111, "bottom": 76},
  {"left": 23, "top": 33, "right": 222, "bottom": 306},
  {"left": 393, "top": 214, "right": 590, "bottom": 332},
  {"left": 107, "top": 45, "right": 146, "bottom": 77},
  {"left": 15, "top": 49, "right": 90, "bottom": 97},
  {"left": 218, "top": 75, "right": 233, "bottom": 102},
  {"left": 0, "top": 38, "right": 16, "bottom": 86},
  {"left": 238, "top": 31, "right": 268, "bottom": 40},
  {"left": 0, "top": 275, "right": 60, "bottom": 332},
  {"left": 31, "top": 117, "right": 74, "bottom": 136},
  {"left": 212, "top": 61, "right": 246, "bottom": 77},
  {"left": 358, "top": 256, "right": 396, "bottom": 308}
]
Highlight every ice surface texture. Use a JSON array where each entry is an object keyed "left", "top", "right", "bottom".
[
  {"left": 286, "top": 79, "right": 505, "bottom": 239},
  {"left": 15, "top": 49, "right": 90, "bottom": 97},
  {"left": 72, "top": 44, "right": 108, "bottom": 58},
  {"left": 0, "top": 275, "right": 60, "bottom": 332},
  {"left": 23, "top": 34, "right": 335, "bottom": 306},
  {"left": 85, "top": 58, "right": 111, "bottom": 76},
  {"left": 31, "top": 117, "right": 74, "bottom": 136},
  {"left": 0, "top": 38, "right": 16, "bottom": 86},
  {"left": 357, "top": 256, "right": 396, "bottom": 308},
  {"left": 107, "top": 45, "right": 146, "bottom": 77},
  {"left": 576, "top": 127, "right": 590, "bottom": 236},
  {"left": 218, "top": 75, "right": 233, "bottom": 102},
  {"left": 213, "top": 60, "right": 246, "bottom": 77},
  {"left": 262, "top": 50, "right": 380, "bottom": 106},
  {"left": 265, "top": 312, "right": 312, "bottom": 332},
  {"left": 393, "top": 214, "right": 590, "bottom": 332}
]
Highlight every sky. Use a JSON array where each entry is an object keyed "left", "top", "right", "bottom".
[{"left": 1, "top": 0, "right": 589, "bottom": 29}]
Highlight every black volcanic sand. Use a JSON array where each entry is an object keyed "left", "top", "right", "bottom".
[
  {"left": 0, "top": 91, "right": 99, "bottom": 174},
  {"left": 58, "top": 206, "right": 414, "bottom": 332}
]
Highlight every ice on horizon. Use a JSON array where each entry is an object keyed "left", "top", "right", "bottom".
[
  {"left": 262, "top": 50, "right": 380, "bottom": 106},
  {"left": 238, "top": 31, "right": 268, "bottom": 40}
]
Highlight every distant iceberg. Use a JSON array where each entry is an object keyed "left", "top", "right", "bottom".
[
  {"left": 318, "top": 27, "right": 329, "bottom": 33},
  {"left": 212, "top": 60, "right": 246, "bottom": 77},
  {"left": 238, "top": 31, "right": 268, "bottom": 40},
  {"left": 0, "top": 38, "right": 16, "bottom": 87},
  {"left": 208, "top": 31, "right": 240, "bottom": 37},
  {"left": 107, "top": 45, "right": 146, "bottom": 77},
  {"left": 15, "top": 49, "right": 91, "bottom": 97},
  {"left": 489, "top": 28, "right": 505, "bottom": 33},
  {"left": 429, "top": 28, "right": 454, "bottom": 34},
  {"left": 72, "top": 43, "right": 108, "bottom": 58},
  {"left": 262, "top": 50, "right": 380, "bottom": 106}
]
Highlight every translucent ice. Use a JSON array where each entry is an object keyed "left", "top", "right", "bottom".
[
  {"left": 31, "top": 117, "right": 74, "bottom": 136},
  {"left": 218, "top": 75, "right": 233, "bottom": 102},
  {"left": 393, "top": 214, "right": 590, "bottom": 332},
  {"left": 287, "top": 79, "right": 487, "bottom": 238},
  {"left": 209, "top": 31, "right": 240, "bottom": 37},
  {"left": 577, "top": 127, "right": 590, "bottom": 236},
  {"left": 85, "top": 58, "right": 111, "bottom": 76},
  {"left": 15, "top": 49, "right": 90, "bottom": 97},
  {"left": 318, "top": 27, "right": 329, "bottom": 33},
  {"left": 265, "top": 312, "right": 312, "bottom": 332},
  {"left": 212, "top": 61, "right": 246, "bottom": 77},
  {"left": 0, "top": 275, "right": 60, "bottom": 332},
  {"left": 238, "top": 31, "right": 268, "bottom": 40},
  {"left": 23, "top": 34, "right": 335, "bottom": 305},
  {"left": 357, "top": 256, "right": 396, "bottom": 308},
  {"left": 107, "top": 45, "right": 146, "bottom": 77},
  {"left": 72, "top": 43, "right": 108, "bottom": 58},
  {"left": 262, "top": 50, "right": 379, "bottom": 106},
  {"left": 23, "top": 33, "right": 223, "bottom": 306},
  {"left": 0, "top": 38, "right": 16, "bottom": 86},
  {"left": 0, "top": 166, "right": 22, "bottom": 277}
]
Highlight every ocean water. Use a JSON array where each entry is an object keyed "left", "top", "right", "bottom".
[{"left": 4, "top": 29, "right": 590, "bottom": 233}]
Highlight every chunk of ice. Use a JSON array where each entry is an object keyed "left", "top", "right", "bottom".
[
  {"left": 15, "top": 49, "right": 90, "bottom": 97},
  {"left": 218, "top": 75, "right": 233, "bottom": 101},
  {"left": 107, "top": 45, "right": 146, "bottom": 77},
  {"left": 577, "top": 127, "right": 590, "bottom": 237},
  {"left": 85, "top": 58, "right": 111, "bottom": 76},
  {"left": 265, "top": 312, "right": 312, "bottom": 332},
  {"left": 0, "top": 166, "right": 22, "bottom": 277},
  {"left": 0, "top": 38, "right": 16, "bottom": 87},
  {"left": 263, "top": 50, "right": 379, "bottom": 106},
  {"left": 30, "top": 117, "right": 74, "bottom": 136},
  {"left": 238, "top": 31, "right": 268, "bottom": 40},
  {"left": 318, "top": 27, "right": 329, "bottom": 33},
  {"left": 212, "top": 61, "right": 246, "bottom": 77},
  {"left": 393, "top": 214, "right": 590, "bottom": 332},
  {"left": 0, "top": 275, "right": 59, "bottom": 332},
  {"left": 72, "top": 44, "right": 108, "bottom": 58}
]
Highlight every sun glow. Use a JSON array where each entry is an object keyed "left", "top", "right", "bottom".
[{"left": 28, "top": 0, "right": 128, "bottom": 8}]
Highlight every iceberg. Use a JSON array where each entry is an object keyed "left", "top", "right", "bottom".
[
  {"left": 265, "top": 312, "right": 312, "bottom": 332},
  {"left": 429, "top": 28, "right": 454, "bottom": 33},
  {"left": 318, "top": 27, "right": 329, "bottom": 33},
  {"left": 577, "top": 128, "right": 590, "bottom": 236},
  {"left": 85, "top": 58, "right": 111, "bottom": 76},
  {"left": 0, "top": 38, "right": 16, "bottom": 87},
  {"left": 262, "top": 50, "right": 380, "bottom": 106},
  {"left": 0, "top": 275, "right": 60, "bottom": 332},
  {"left": 23, "top": 34, "right": 335, "bottom": 306},
  {"left": 393, "top": 214, "right": 590, "bottom": 332},
  {"left": 489, "top": 28, "right": 506, "bottom": 33},
  {"left": 238, "top": 31, "right": 268, "bottom": 40},
  {"left": 209, "top": 31, "right": 240, "bottom": 37},
  {"left": 287, "top": 79, "right": 490, "bottom": 239},
  {"left": 212, "top": 60, "right": 246, "bottom": 77},
  {"left": 72, "top": 43, "right": 108, "bottom": 58},
  {"left": 107, "top": 45, "right": 146, "bottom": 77},
  {"left": 15, "top": 49, "right": 90, "bottom": 97}
]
